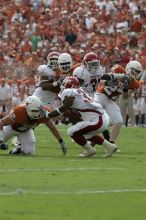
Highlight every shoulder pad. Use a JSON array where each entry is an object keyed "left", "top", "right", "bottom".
[{"left": 38, "top": 65, "right": 48, "bottom": 75}]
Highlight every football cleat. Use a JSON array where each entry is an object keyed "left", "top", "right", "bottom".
[
  {"left": 102, "top": 144, "right": 117, "bottom": 158},
  {"left": 79, "top": 148, "right": 96, "bottom": 158},
  {"left": 9, "top": 146, "right": 23, "bottom": 155}
]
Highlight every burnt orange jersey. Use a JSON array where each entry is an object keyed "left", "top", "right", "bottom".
[
  {"left": 128, "top": 78, "right": 140, "bottom": 90},
  {"left": 9, "top": 104, "right": 50, "bottom": 132},
  {"left": 97, "top": 75, "right": 140, "bottom": 100}
]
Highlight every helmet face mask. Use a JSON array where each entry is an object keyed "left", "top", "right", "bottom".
[
  {"left": 47, "top": 52, "right": 60, "bottom": 70},
  {"left": 83, "top": 52, "right": 100, "bottom": 72},
  {"left": 85, "top": 60, "right": 100, "bottom": 72},
  {"left": 130, "top": 67, "right": 142, "bottom": 79},
  {"left": 25, "top": 96, "right": 42, "bottom": 119},
  {"left": 58, "top": 53, "right": 73, "bottom": 73},
  {"left": 126, "top": 60, "right": 142, "bottom": 80}
]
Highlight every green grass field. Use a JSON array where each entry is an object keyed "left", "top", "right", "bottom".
[{"left": 0, "top": 125, "right": 146, "bottom": 220}]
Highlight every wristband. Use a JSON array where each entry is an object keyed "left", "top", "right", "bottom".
[
  {"left": 56, "top": 108, "right": 63, "bottom": 115},
  {"left": 45, "top": 111, "right": 50, "bottom": 118}
]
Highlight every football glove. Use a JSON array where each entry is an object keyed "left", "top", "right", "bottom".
[
  {"left": 0, "top": 142, "right": 8, "bottom": 150},
  {"left": 60, "top": 141, "right": 67, "bottom": 156},
  {"left": 40, "top": 107, "right": 50, "bottom": 118},
  {"left": 123, "top": 74, "right": 132, "bottom": 90},
  {"left": 105, "top": 79, "right": 118, "bottom": 87}
]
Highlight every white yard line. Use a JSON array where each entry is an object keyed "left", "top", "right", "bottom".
[
  {"left": 0, "top": 189, "right": 146, "bottom": 196},
  {"left": 0, "top": 167, "right": 127, "bottom": 172}
]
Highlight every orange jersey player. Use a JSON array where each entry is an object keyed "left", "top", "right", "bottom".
[
  {"left": 0, "top": 96, "right": 67, "bottom": 155},
  {"left": 94, "top": 61, "right": 142, "bottom": 144}
]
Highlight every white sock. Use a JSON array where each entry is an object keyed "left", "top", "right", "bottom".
[
  {"left": 84, "top": 141, "right": 94, "bottom": 151},
  {"left": 102, "top": 140, "right": 113, "bottom": 151}
]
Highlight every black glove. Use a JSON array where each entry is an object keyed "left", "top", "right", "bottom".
[
  {"left": 0, "top": 142, "right": 8, "bottom": 150},
  {"left": 56, "top": 78, "right": 63, "bottom": 86},
  {"left": 123, "top": 74, "right": 131, "bottom": 90},
  {"left": 105, "top": 79, "right": 118, "bottom": 87},
  {"left": 59, "top": 140, "right": 67, "bottom": 156},
  {"left": 101, "top": 73, "right": 113, "bottom": 81}
]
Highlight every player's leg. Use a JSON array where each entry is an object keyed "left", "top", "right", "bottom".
[
  {"left": 67, "top": 114, "right": 117, "bottom": 157},
  {"left": 10, "top": 129, "right": 36, "bottom": 155},
  {"left": 104, "top": 101, "right": 123, "bottom": 144},
  {"left": 127, "top": 96, "right": 136, "bottom": 126}
]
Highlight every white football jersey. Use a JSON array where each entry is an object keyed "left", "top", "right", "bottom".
[
  {"left": 77, "top": 65, "right": 104, "bottom": 97},
  {"left": 61, "top": 88, "right": 104, "bottom": 120},
  {"left": 34, "top": 65, "right": 58, "bottom": 105},
  {"left": 33, "top": 84, "right": 57, "bottom": 105},
  {"left": 37, "top": 64, "right": 57, "bottom": 80}
]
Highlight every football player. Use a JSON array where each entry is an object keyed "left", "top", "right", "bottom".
[
  {"left": 0, "top": 96, "right": 67, "bottom": 155},
  {"left": 94, "top": 60, "right": 142, "bottom": 144},
  {"left": 42, "top": 76, "right": 117, "bottom": 158},
  {"left": 34, "top": 51, "right": 61, "bottom": 104}
]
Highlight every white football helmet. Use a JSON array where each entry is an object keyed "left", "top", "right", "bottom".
[
  {"left": 73, "top": 66, "right": 90, "bottom": 86},
  {"left": 126, "top": 60, "right": 142, "bottom": 80},
  {"left": 25, "top": 96, "right": 43, "bottom": 119},
  {"left": 58, "top": 53, "right": 73, "bottom": 72},
  {"left": 83, "top": 52, "right": 100, "bottom": 72},
  {"left": 47, "top": 52, "right": 60, "bottom": 70}
]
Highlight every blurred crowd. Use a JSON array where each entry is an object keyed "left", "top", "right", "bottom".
[
  {"left": 0, "top": 0, "right": 146, "bottom": 126},
  {"left": 0, "top": 0, "right": 146, "bottom": 77}
]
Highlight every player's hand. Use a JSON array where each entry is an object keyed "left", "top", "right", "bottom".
[
  {"left": 40, "top": 107, "right": 50, "bottom": 118},
  {"left": 123, "top": 74, "right": 131, "bottom": 90},
  {"left": 56, "top": 78, "right": 63, "bottom": 86},
  {"left": 0, "top": 142, "right": 8, "bottom": 150},
  {"left": 60, "top": 141, "right": 67, "bottom": 156}
]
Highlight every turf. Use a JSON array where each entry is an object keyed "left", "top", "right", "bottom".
[{"left": 0, "top": 125, "right": 146, "bottom": 220}]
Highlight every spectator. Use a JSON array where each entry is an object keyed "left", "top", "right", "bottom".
[{"left": 65, "top": 27, "right": 77, "bottom": 46}]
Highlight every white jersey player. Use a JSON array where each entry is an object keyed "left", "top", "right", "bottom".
[
  {"left": 73, "top": 52, "right": 104, "bottom": 98},
  {"left": 42, "top": 76, "right": 117, "bottom": 158},
  {"left": 33, "top": 52, "right": 61, "bottom": 107},
  {"left": 11, "top": 52, "right": 67, "bottom": 155}
]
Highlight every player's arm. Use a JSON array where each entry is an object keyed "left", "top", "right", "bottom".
[
  {"left": 43, "top": 96, "right": 75, "bottom": 118},
  {"left": 36, "top": 76, "right": 61, "bottom": 93},
  {"left": 0, "top": 115, "right": 14, "bottom": 127},
  {"left": 45, "top": 119, "right": 67, "bottom": 156},
  {"left": 100, "top": 73, "right": 118, "bottom": 86}
]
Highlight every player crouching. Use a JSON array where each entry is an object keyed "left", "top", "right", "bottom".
[
  {"left": 42, "top": 76, "right": 117, "bottom": 158},
  {"left": 0, "top": 96, "right": 67, "bottom": 156}
]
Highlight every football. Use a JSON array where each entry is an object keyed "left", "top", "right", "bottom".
[{"left": 63, "top": 109, "right": 82, "bottom": 124}]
